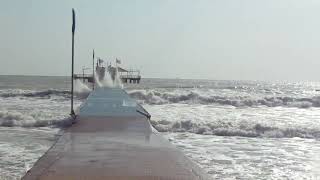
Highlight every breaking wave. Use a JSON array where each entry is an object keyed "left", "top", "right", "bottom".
[
  {"left": 128, "top": 90, "right": 320, "bottom": 108},
  {"left": 0, "top": 89, "right": 70, "bottom": 98},
  {"left": 0, "top": 88, "right": 90, "bottom": 100},
  {"left": 0, "top": 110, "right": 73, "bottom": 128},
  {"left": 151, "top": 120, "right": 320, "bottom": 139}
]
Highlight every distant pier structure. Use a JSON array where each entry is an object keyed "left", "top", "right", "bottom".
[
  {"left": 74, "top": 58, "right": 141, "bottom": 84},
  {"left": 108, "top": 66, "right": 141, "bottom": 84}
]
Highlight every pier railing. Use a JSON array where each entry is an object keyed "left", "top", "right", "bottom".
[
  {"left": 120, "top": 75, "right": 141, "bottom": 79},
  {"left": 73, "top": 74, "right": 94, "bottom": 83}
]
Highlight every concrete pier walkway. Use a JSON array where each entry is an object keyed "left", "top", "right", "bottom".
[{"left": 22, "top": 87, "right": 208, "bottom": 180}]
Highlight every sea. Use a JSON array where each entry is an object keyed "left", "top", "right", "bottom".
[{"left": 1, "top": 75, "right": 320, "bottom": 179}]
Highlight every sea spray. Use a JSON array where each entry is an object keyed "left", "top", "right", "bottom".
[
  {"left": 94, "top": 71, "right": 103, "bottom": 87},
  {"left": 94, "top": 68, "right": 123, "bottom": 88},
  {"left": 100, "top": 70, "right": 114, "bottom": 88},
  {"left": 114, "top": 67, "right": 123, "bottom": 88},
  {"left": 74, "top": 79, "right": 91, "bottom": 98}
]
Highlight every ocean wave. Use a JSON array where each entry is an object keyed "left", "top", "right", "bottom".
[
  {"left": 0, "top": 89, "right": 70, "bottom": 98},
  {"left": 128, "top": 89, "right": 320, "bottom": 108},
  {"left": 0, "top": 110, "right": 73, "bottom": 128},
  {"left": 0, "top": 89, "right": 90, "bottom": 99},
  {"left": 151, "top": 120, "right": 320, "bottom": 139}
]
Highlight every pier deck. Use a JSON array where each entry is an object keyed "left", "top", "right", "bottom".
[{"left": 22, "top": 88, "right": 207, "bottom": 180}]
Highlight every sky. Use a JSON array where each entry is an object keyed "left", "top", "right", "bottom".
[{"left": 1, "top": 0, "right": 320, "bottom": 81}]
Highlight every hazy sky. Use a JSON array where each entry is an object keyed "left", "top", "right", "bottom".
[{"left": 1, "top": 0, "right": 320, "bottom": 81}]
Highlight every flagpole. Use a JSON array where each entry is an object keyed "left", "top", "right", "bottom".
[{"left": 71, "top": 9, "right": 76, "bottom": 116}]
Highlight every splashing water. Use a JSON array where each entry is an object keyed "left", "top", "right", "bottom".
[
  {"left": 74, "top": 79, "right": 92, "bottom": 98},
  {"left": 94, "top": 72, "right": 103, "bottom": 88},
  {"left": 99, "top": 71, "right": 114, "bottom": 88},
  {"left": 114, "top": 67, "right": 123, "bottom": 88},
  {"left": 94, "top": 69, "right": 123, "bottom": 88},
  {"left": 74, "top": 79, "right": 91, "bottom": 93}
]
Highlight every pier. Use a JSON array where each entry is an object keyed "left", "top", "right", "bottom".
[
  {"left": 22, "top": 9, "right": 208, "bottom": 179},
  {"left": 108, "top": 66, "right": 141, "bottom": 84},
  {"left": 74, "top": 65, "right": 141, "bottom": 84},
  {"left": 73, "top": 74, "right": 94, "bottom": 83},
  {"left": 22, "top": 87, "right": 208, "bottom": 179}
]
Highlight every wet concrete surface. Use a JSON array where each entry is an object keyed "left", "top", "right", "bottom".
[{"left": 22, "top": 88, "right": 208, "bottom": 180}]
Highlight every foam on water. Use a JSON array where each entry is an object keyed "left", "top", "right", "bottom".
[
  {"left": 1, "top": 76, "right": 320, "bottom": 179},
  {"left": 0, "top": 81, "right": 90, "bottom": 100},
  {"left": 164, "top": 133, "right": 320, "bottom": 179},
  {"left": 0, "top": 127, "right": 59, "bottom": 179},
  {"left": 0, "top": 109, "right": 73, "bottom": 128},
  {"left": 145, "top": 104, "right": 320, "bottom": 139},
  {"left": 0, "top": 80, "right": 91, "bottom": 128},
  {"left": 128, "top": 89, "right": 320, "bottom": 108}
]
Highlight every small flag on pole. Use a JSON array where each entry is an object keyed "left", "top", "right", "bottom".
[{"left": 116, "top": 58, "right": 121, "bottom": 64}]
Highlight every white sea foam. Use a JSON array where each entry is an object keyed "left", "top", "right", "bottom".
[
  {"left": 165, "top": 133, "right": 320, "bottom": 179},
  {"left": 0, "top": 127, "right": 58, "bottom": 179},
  {"left": 151, "top": 119, "right": 320, "bottom": 138},
  {"left": 0, "top": 82, "right": 91, "bottom": 100},
  {"left": 144, "top": 103, "right": 320, "bottom": 139},
  {"left": 2, "top": 85, "right": 317, "bottom": 109},
  {"left": 0, "top": 109, "right": 73, "bottom": 128},
  {"left": 128, "top": 89, "right": 320, "bottom": 108}
]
